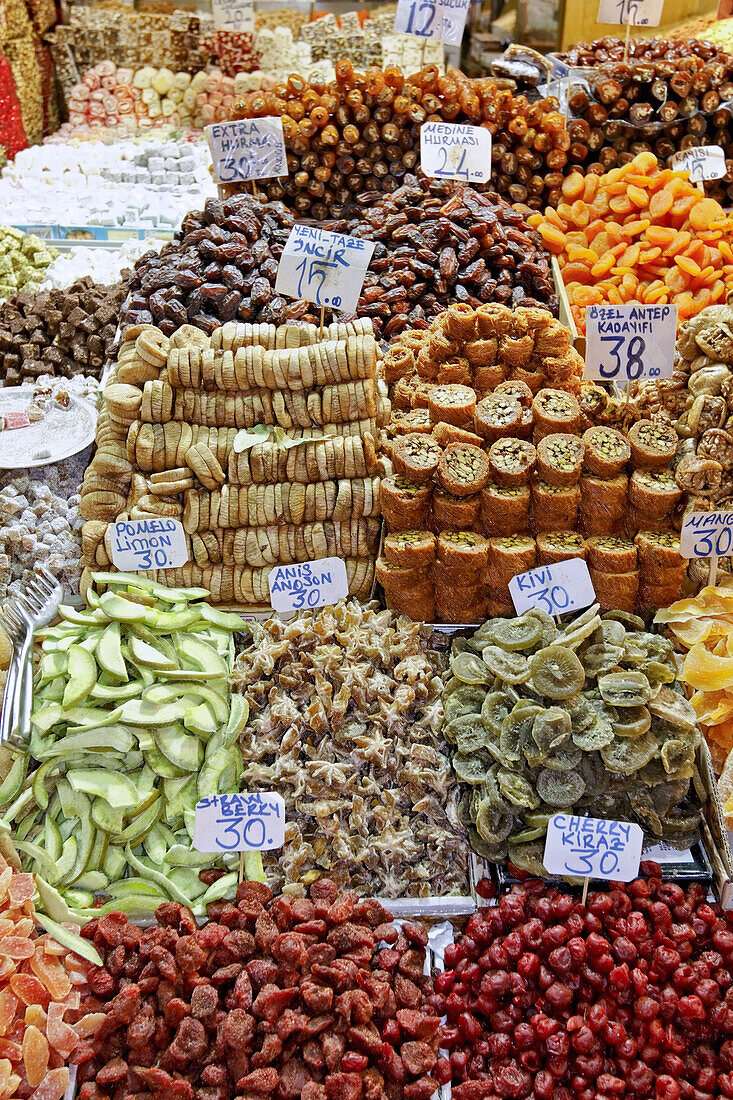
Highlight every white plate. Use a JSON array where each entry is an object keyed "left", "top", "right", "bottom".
[{"left": 0, "top": 386, "right": 97, "bottom": 469}]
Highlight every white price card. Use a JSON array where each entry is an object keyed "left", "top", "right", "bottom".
[
  {"left": 206, "top": 118, "right": 287, "bottom": 185},
  {"left": 597, "top": 0, "right": 664, "bottom": 26},
  {"left": 393, "top": 0, "right": 470, "bottom": 46},
  {"left": 509, "top": 558, "right": 596, "bottom": 618},
  {"left": 672, "top": 146, "right": 727, "bottom": 185},
  {"left": 211, "top": 0, "right": 254, "bottom": 32},
  {"left": 110, "top": 519, "right": 188, "bottom": 572},
  {"left": 275, "top": 225, "right": 376, "bottom": 314},
  {"left": 420, "top": 123, "right": 491, "bottom": 185},
  {"left": 680, "top": 511, "right": 733, "bottom": 559},
  {"left": 194, "top": 793, "right": 285, "bottom": 852},
  {"left": 585, "top": 303, "right": 677, "bottom": 383},
  {"left": 268, "top": 557, "right": 348, "bottom": 613},
  {"left": 544, "top": 814, "right": 644, "bottom": 881}
]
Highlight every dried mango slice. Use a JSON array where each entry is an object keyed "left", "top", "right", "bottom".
[
  {"left": 684, "top": 644, "right": 733, "bottom": 691},
  {"left": 21, "top": 1025, "right": 48, "bottom": 1088}
]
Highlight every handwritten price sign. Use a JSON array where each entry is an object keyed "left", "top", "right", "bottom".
[
  {"left": 268, "top": 557, "right": 348, "bottom": 614},
  {"left": 509, "top": 558, "right": 596, "bottom": 618},
  {"left": 544, "top": 814, "right": 643, "bottom": 880},
  {"left": 585, "top": 303, "right": 677, "bottom": 383},
  {"left": 110, "top": 519, "right": 188, "bottom": 572},
  {"left": 672, "top": 146, "right": 727, "bottom": 185},
  {"left": 421, "top": 123, "right": 491, "bottom": 184},
  {"left": 393, "top": 0, "right": 470, "bottom": 45},
  {"left": 275, "top": 226, "right": 375, "bottom": 314},
  {"left": 206, "top": 118, "right": 287, "bottom": 185},
  {"left": 597, "top": 0, "right": 664, "bottom": 26},
  {"left": 194, "top": 793, "right": 285, "bottom": 852},
  {"left": 680, "top": 511, "right": 733, "bottom": 559},
  {"left": 211, "top": 0, "right": 254, "bottom": 32}
]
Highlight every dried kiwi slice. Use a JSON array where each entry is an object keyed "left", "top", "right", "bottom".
[
  {"left": 532, "top": 707, "right": 571, "bottom": 753},
  {"left": 558, "top": 614, "right": 603, "bottom": 651},
  {"left": 630, "top": 789, "right": 663, "bottom": 836},
  {"left": 648, "top": 687, "right": 697, "bottom": 732},
  {"left": 600, "top": 618, "right": 626, "bottom": 647},
  {"left": 498, "top": 769, "right": 541, "bottom": 809},
  {"left": 603, "top": 610, "right": 645, "bottom": 631},
  {"left": 598, "top": 671, "right": 652, "bottom": 707},
  {"left": 611, "top": 704, "right": 652, "bottom": 738},
  {"left": 469, "top": 620, "right": 498, "bottom": 650},
  {"left": 542, "top": 743, "right": 583, "bottom": 772},
  {"left": 661, "top": 737, "right": 695, "bottom": 774},
  {"left": 452, "top": 751, "right": 495, "bottom": 785},
  {"left": 474, "top": 803, "right": 513, "bottom": 845},
  {"left": 529, "top": 645, "right": 585, "bottom": 699},
  {"left": 482, "top": 646, "right": 531, "bottom": 684},
  {"left": 482, "top": 691, "right": 513, "bottom": 734},
  {"left": 510, "top": 826, "right": 547, "bottom": 843},
  {"left": 581, "top": 643, "right": 624, "bottom": 677},
  {"left": 444, "top": 685, "right": 487, "bottom": 723},
  {"left": 536, "top": 767, "right": 586, "bottom": 807},
  {"left": 600, "top": 731, "right": 657, "bottom": 773},
  {"left": 491, "top": 615, "right": 543, "bottom": 652},
  {"left": 451, "top": 651, "right": 493, "bottom": 685},
  {"left": 572, "top": 713, "right": 615, "bottom": 751},
  {"left": 467, "top": 826, "right": 506, "bottom": 861},
  {"left": 525, "top": 607, "right": 558, "bottom": 646},
  {"left": 508, "top": 838, "right": 547, "bottom": 876},
  {"left": 500, "top": 704, "right": 543, "bottom": 762},
  {"left": 641, "top": 660, "right": 676, "bottom": 691}
]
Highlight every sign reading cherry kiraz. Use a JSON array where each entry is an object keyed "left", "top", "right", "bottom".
[
  {"left": 268, "top": 557, "right": 348, "bottom": 614},
  {"left": 584, "top": 303, "right": 677, "bottom": 383},
  {"left": 509, "top": 558, "right": 596, "bottom": 618},
  {"left": 206, "top": 118, "right": 287, "bottom": 185},
  {"left": 110, "top": 518, "right": 189, "bottom": 571},
  {"left": 194, "top": 792, "right": 285, "bottom": 852},
  {"left": 420, "top": 123, "right": 492, "bottom": 185},
  {"left": 544, "top": 814, "right": 643, "bottom": 881}
]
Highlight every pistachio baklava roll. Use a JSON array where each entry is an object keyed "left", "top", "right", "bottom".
[
  {"left": 380, "top": 476, "right": 431, "bottom": 531},
  {"left": 532, "top": 388, "right": 581, "bottom": 440},
  {"left": 489, "top": 438, "right": 537, "bottom": 488},
  {"left": 532, "top": 480, "right": 582, "bottom": 532},
  {"left": 536, "top": 434, "right": 585, "bottom": 487},
  {"left": 480, "top": 482, "right": 531, "bottom": 537},
  {"left": 487, "top": 535, "right": 537, "bottom": 587},
  {"left": 428, "top": 383, "right": 476, "bottom": 428},
  {"left": 391, "top": 433, "right": 442, "bottom": 484},
  {"left": 627, "top": 419, "right": 678, "bottom": 469},
  {"left": 475, "top": 395, "right": 523, "bottom": 442},
  {"left": 580, "top": 474, "right": 628, "bottom": 535},
  {"left": 384, "top": 530, "right": 437, "bottom": 568},
  {"left": 586, "top": 536, "right": 638, "bottom": 573},
  {"left": 583, "top": 426, "right": 631, "bottom": 478},
  {"left": 628, "top": 469, "right": 682, "bottom": 520},
  {"left": 437, "top": 444, "right": 491, "bottom": 497},
  {"left": 432, "top": 490, "right": 481, "bottom": 532},
  {"left": 536, "top": 532, "right": 587, "bottom": 566}
]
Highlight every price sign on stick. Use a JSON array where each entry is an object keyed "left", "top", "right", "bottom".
[
  {"left": 672, "top": 146, "right": 727, "bottom": 185},
  {"left": 211, "top": 0, "right": 254, "bottom": 32},
  {"left": 596, "top": 0, "right": 664, "bottom": 25},
  {"left": 394, "top": 0, "right": 470, "bottom": 45},
  {"left": 206, "top": 118, "right": 287, "bottom": 185},
  {"left": 268, "top": 558, "right": 348, "bottom": 614},
  {"left": 585, "top": 303, "right": 677, "bottom": 383},
  {"left": 680, "top": 510, "right": 733, "bottom": 587},
  {"left": 275, "top": 226, "right": 376, "bottom": 314},
  {"left": 544, "top": 814, "right": 644, "bottom": 882},
  {"left": 420, "top": 123, "right": 492, "bottom": 184},
  {"left": 509, "top": 558, "right": 596, "bottom": 617},
  {"left": 110, "top": 519, "right": 188, "bottom": 571},
  {"left": 194, "top": 793, "right": 285, "bottom": 852}
]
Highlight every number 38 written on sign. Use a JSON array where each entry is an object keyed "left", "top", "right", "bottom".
[{"left": 598, "top": 334, "right": 648, "bottom": 381}]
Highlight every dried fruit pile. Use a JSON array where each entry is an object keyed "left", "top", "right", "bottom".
[
  {"left": 349, "top": 179, "right": 557, "bottom": 339},
  {"left": 228, "top": 63, "right": 572, "bottom": 218},
  {"left": 630, "top": 304, "right": 733, "bottom": 530},
  {"left": 230, "top": 600, "right": 468, "bottom": 898},
  {"left": 81, "top": 318, "right": 384, "bottom": 603},
  {"left": 375, "top": 302, "right": 687, "bottom": 621},
  {"left": 656, "top": 583, "right": 733, "bottom": 778},
  {"left": 119, "top": 182, "right": 557, "bottom": 344},
  {"left": 444, "top": 604, "right": 703, "bottom": 866},
  {"left": 0, "top": 852, "right": 103, "bottom": 1100},
  {"left": 530, "top": 152, "right": 733, "bottom": 330},
  {"left": 0, "top": 572, "right": 245, "bottom": 920},
  {"left": 437, "top": 869, "right": 733, "bottom": 1100},
  {"left": 76, "top": 880, "right": 442, "bottom": 1100}
]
